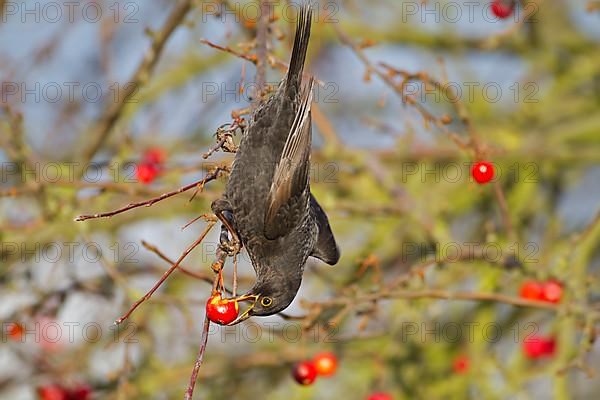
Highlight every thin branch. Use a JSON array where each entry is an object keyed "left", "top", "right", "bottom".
[
  {"left": 199, "top": 38, "right": 322, "bottom": 86},
  {"left": 199, "top": 38, "right": 257, "bottom": 63},
  {"left": 334, "top": 25, "right": 469, "bottom": 150},
  {"left": 115, "top": 221, "right": 216, "bottom": 325},
  {"left": 184, "top": 272, "right": 220, "bottom": 400},
  {"left": 82, "top": 0, "right": 194, "bottom": 164},
  {"left": 321, "top": 289, "right": 561, "bottom": 311},
  {"left": 232, "top": 254, "right": 238, "bottom": 297},
  {"left": 141, "top": 240, "right": 214, "bottom": 282},
  {"left": 141, "top": 238, "right": 234, "bottom": 295},
  {"left": 185, "top": 316, "right": 211, "bottom": 400},
  {"left": 255, "top": 0, "right": 270, "bottom": 97},
  {"left": 75, "top": 168, "right": 224, "bottom": 221},
  {"left": 202, "top": 136, "right": 227, "bottom": 159}
]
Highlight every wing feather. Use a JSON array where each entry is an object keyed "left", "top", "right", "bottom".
[{"left": 264, "top": 79, "right": 314, "bottom": 239}]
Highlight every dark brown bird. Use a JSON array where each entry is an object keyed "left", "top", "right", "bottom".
[{"left": 211, "top": 3, "right": 339, "bottom": 324}]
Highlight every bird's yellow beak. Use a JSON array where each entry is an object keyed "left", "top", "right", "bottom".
[{"left": 226, "top": 294, "right": 258, "bottom": 325}]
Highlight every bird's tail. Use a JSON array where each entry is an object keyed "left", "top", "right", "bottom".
[{"left": 285, "top": 3, "right": 312, "bottom": 91}]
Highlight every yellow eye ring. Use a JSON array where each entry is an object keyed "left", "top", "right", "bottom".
[{"left": 260, "top": 297, "right": 273, "bottom": 307}]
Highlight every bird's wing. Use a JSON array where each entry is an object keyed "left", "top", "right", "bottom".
[
  {"left": 264, "top": 79, "right": 314, "bottom": 240},
  {"left": 309, "top": 194, "right": 340, "bottom": 265}
]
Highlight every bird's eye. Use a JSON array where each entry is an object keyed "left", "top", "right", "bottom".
[{"left": 260, "top": 297, "right": 273, "bottom": 307}]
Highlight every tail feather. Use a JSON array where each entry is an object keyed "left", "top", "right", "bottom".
[{"left": 286, "top": 3, "right": 312, "bottom": 90}]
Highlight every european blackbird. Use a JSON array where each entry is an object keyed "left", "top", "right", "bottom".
[{"left": 211, "top": 3, "right": 340, "bottom": 324}]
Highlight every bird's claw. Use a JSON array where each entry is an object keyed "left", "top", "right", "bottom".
[{"left": 219, "top": 239, "right": 241, "bottom": 257}]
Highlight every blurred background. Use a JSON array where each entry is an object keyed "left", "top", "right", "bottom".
[{"left": 1, "top": 0, "right": 600, "bottom": 399}]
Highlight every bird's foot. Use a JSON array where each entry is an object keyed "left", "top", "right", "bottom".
[{"left": 219, "top": 239, "right": 241, "bottom": 257}]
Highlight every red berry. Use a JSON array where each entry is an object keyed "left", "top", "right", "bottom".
[
  {"left": 542, "top": 280, "right": 563, "bottom": 303},
  {"left": 206, "top": 293, "right": 239, "bottom": 325},
  {"left": 452, "top": 355, "right": 470, "bottom": 374},
  {"left": 143, "top": 148, "right": 166, "bottom": 165},
  {"left": 136, "top": 162, "right": 159, "bottom": 184},
  {"left": 367, "top": 393, "right": 393, "bottom": 400},
  {"left": 523, "top": 336, "right": 556, "bottom": 359},
  {"left": 6, "top": 322, "right": 24, "bottom": 341},
  {"left": 38, "top": 385, "right": 68, "bottom": 400},
  {"left": 542, "top": 337, "right": 556, "bottom": 355},
  {"left": 491, "top": 0, "right": 514, "bottom": 19},
  {"left": 66, "top": 384, "right": 92, "bottom": 400},
  {"left": 471, "top": 161, "right": 495, "bottom": 184},
  {"left": 523, "top": 337, "right": 545, "bottom": 358},
  {"left": 312, "top": 352, "right": 338, "bottom": 377},
  {"left": 292, "top": 361, "right": 317, "bottom": 385},
  {"left": 519, "top": 280, "right": 544, "bottom": 301}
]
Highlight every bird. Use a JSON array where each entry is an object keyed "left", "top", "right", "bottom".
[{"left": 210, "top": 3, "right": 340, "bottom": 325}]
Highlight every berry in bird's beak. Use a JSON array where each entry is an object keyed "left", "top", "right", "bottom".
[
  {"left": 225, "top": 294, "right": 259, "bottom": 325},
  {"left": 206, "top": 292, "right": 239, "bottom": 325}
]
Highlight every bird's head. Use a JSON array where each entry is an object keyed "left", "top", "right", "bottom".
[{"left": 226, "top": 274, "right": 302, "bottom": 325}]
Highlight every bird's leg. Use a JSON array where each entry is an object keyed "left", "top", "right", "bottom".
[{"left": 211, "top": 198, "right": 242, "bottom": 256}]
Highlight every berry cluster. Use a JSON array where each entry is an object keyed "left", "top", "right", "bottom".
[
  {"left": 519, "top": 280, "right": 563, "bottom": 303},
  {"left": 291, "top": 352, "right": 338, "bottom": 385},
  {"left": 136, "top": 148, "right": 166, "bottom": 184},
  {"left": 291, "top": 353, "right": 392, "bottom": 398}
]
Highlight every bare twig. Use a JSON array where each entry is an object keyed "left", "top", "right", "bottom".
[
  {"left": 115, "top": 221, "right": 216, "bottom": 325},
  {"left": 185, "top": 315, "right": 212, "bottom": 400},
  {"left": 141, "top": 239, "right": 218, "bottom": 284},
  {"left": 199, "top": 38, "right": 257, "bottom": 63},
  {"left": 184, "top": 271, "right": 221, "bottom": 400},
  {"left": 334, "top": 26, "right": 469, "bottom": 149},
  {"left": 75, "top": 168, "right": 224, "bottom": 221},
  {"left": 232, "top": 254, "right": 238, "bottom": 297},
  {"left": 255, "top": 0, "right": 271, "bottom": 98},
  {"left": 82, "top": 0, "right": 194, "bottom": 164},
  {"left": 320, "top": 288, "right": 561, "bottom": 312}
]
